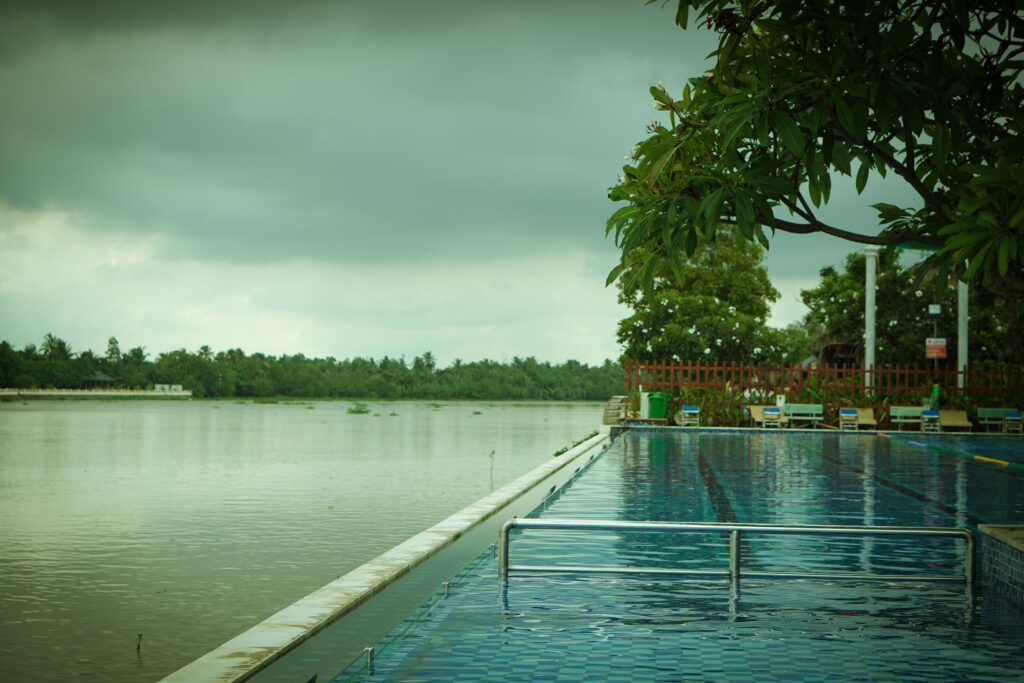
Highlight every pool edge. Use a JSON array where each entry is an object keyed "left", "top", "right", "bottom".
[{"left": 160, "top": 431, "right": 611, "bottom": 683}]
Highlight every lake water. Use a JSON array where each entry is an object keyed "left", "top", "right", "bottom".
[{"left": 0, "top": 399, "right": 601, "bottom": 682}]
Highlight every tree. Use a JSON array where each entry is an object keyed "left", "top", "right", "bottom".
[
  {"left": 608, "top": 1, "right": 1024, "bottom": 298},
  {"left": 617, "top": 237, "right": 783, "bottom": 362},
  {"left": 41, "top": 333, "right": 72, "bottom": 361},
  {"left": 801, "top": 250, "right": 1021, "bottom": 365},
  {"left": 105, "top": 336, "right": 121, "bottom": 365}
]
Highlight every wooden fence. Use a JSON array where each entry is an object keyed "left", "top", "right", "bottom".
[{"left": 623, "top": 361, "right": 1023, "bottom": 427}]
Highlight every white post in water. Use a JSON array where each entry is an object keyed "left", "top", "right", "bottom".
[
  {"left": 957, "top": 278, "right": 968, "bottom": 389},
  {"left": 864, "top": 247, "right": 879, "bottom": 390}
]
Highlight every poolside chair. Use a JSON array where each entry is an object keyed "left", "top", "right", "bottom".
[
  {"left": 939, "top": 410, "right": 973, "bottom": 432},
  {"left": 856, "top": 407, "right": 877, "bottom": 430},
  {"left": 921, "top": 409, "right": 941, "bottom": 433},
  {"left": 839, "top": 408, "right": 858, "bottom": 430},
  {"left": 748, "top": 405, "right": 770, "bottom": 427},
  {"left": 977, "top": 407, "right": 1021, "bottom": 433},
  {"left": 1005, "top": 410, "right": 1022, "bottom": 434},
  {"left": 678, "top": 405, "right": 700, "bottom": 427},
  {"left": 889, "top": 406, "right": 922, "bottom": 431},
  {"left": 762, "top": 406, "right": 783, "bottom": 428}
]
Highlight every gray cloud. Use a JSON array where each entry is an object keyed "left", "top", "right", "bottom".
[{"left": 0, "top": 1, "right": 717, "bottom": 267}]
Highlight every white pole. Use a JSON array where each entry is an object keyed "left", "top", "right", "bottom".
[
  {"left": 957, "top": 279, "right": 968, "bottom": 389},
  {"left": 864, "top": 247, "right": 879, "bottom": 389}
]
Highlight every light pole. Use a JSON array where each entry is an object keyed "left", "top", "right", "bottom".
[{"left": 928, "top": 304, "right": 942, "bottom": 374}]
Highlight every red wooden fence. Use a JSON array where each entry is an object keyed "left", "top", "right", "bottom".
[{"left": 623, "top": 361, "right": 1023, "bottom": 427}]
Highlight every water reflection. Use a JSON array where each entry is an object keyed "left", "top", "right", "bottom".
[{"left": 0, "top": 399, "right": 600, "bottom": 682}]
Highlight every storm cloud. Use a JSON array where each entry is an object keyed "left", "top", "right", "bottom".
[{"left": 0, "top": 1, "right": 914, "bottom": 363}]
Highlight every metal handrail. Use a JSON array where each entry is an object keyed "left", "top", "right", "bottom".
[{"left": 499, "top": 518, "right": 974, "bottom": 585}]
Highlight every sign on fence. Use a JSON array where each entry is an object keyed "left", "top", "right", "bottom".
[{"left": 925, "top": 338, "right": 947, "bottom": 359}]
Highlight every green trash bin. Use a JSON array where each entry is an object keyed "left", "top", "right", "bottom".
[{"left": 648, "top": 392, "right": 670, "bottom": 419}]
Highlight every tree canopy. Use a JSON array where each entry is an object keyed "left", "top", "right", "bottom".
[
  {"left": 608, "top": 0, "right": 1024, "bottom": 296},
  {"left": 0, "top": 336, "right": 622, "bottom": 401},
  {"left": 617, "top": 238, "right": 784, "bottom": 362},
  {"left": 800, "top": 250, "right": 1021, "bottom": 365}
]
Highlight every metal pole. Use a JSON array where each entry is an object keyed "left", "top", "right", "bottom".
[
  {"left": 729, "top": 530, "right": 741, "bottom": 582},
  {"left": 499, "top": 523, "right": 509, "bottom": 577},
  {"left": 957, "top": 279, "right": 968, "bottom": 389},
  {"left": 864, "top": 247, "right": 878, "bottom": 390}
]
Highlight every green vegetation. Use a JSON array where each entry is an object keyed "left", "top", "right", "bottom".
[
  {"left": 346, "top": 402, "right": 371, "bottom": 414},
  {"left": 617, "top": 238, "right": 785, "bottom": 363},
  {"left": 0, "top": 335, "right": 622, "bottom": 400},
  {"left": 608, "top": 1, "right": 1024, "bottom": 314},
  {"left": 800, "top": 250, "right": 1022, "bottom": 365}
]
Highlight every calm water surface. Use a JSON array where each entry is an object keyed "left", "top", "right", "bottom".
[{"left": 0, "top": 399, "right": 601, "bottom": 681}]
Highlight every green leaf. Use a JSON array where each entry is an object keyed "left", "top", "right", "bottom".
[
  {"left": 702, "top": 186, "right": 726, "bottom": 223},
  {"left": 998, "top": 238, "right": 1009, "bottom": 276},
  {"left": 674, "top": 2, "right": 688, "bottom": 29},
  {"left": 855, "top": 161, "right": 870, "bottom": 194},
  {"left": 808, "top": 181, "right": 821, "bottom": 208},
  {"left": 649, "top": 86, "right": 673, "bottom": 108},
  {"left": 932, "top": 123, "right": 948, "bottom": 169},
  {"left": 1009, "top": 205, "right": 1024, "bottom": 228},
  {"left": 834, "top": 98, "right": 856, "bottom": 137},
  {"left": 734, "top": 191, "right": 756, "bottom": 225},
  {"left": 753, "top": 224, "right": 771, "bottom": 249},
  {"left": 964, "top": 242, "right": 993, "bottom": 280},
  {"left": 772, "top": 111, "right": 805, "bottom": 156},
  {"left": 605, "top": 261, "right": 627, "bottom": 287}
]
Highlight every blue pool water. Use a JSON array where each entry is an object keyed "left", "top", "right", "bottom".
[{"left": 336, "top": 431, "right": 1024, "bottom": 681}]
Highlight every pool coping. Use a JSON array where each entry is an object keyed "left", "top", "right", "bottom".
[
  {"left": 161, "top": 431, "right": 611, "bottom": 683},
  {"left": 979, "top": 525, "right": 1024, "bottom": 553}
]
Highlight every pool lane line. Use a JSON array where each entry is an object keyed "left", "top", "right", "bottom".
[
  {"left": 696, "top": 451, "right": 739, "bottom": 524},
  {"left": 820, "top": 451, "right": 986, "bottom": 527},
  {"left": 896, "top": 436, "right": 1024, "bottom": 472}
]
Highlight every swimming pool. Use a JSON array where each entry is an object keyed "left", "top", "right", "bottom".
[{"left": 334, "top": 431, "right": 1024, "bottom": 681}]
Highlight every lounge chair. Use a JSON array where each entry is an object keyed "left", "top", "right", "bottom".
[
  {"left": 678, "top": 405, "right": 700, "bottom": 427},
  {"left": 921, "top": 409, "right": 941, "bottom": 433},
  {"left": 889, "top": 406, "right": 923, "bottom": 431},
  {"left": 839, "top": 408, "right": 858, "bottom": 430},
  {"left": 856, "top": 407, "right": 877, "bottom": 429},
  {"left": 939, "top": 410, "right": 973, "bottom": 431},
  {"left": 761, "top": 406, "right": 783, "bottom": 428},
  {"left": 1006, "top": 410, "right": 1022, "bottom": 434},
  {"left": 749, "top": 405, "right": 775, "bottom": 427}
]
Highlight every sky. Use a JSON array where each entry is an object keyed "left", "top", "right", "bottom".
[{"left": 0, "top": 0, "right": 919, "bottom": 366}]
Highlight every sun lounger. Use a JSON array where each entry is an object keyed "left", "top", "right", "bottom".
[
  {"left": 839, "top": 408, "right": 858, "bottom": 430},
  {"left": 856, "top": 407, "right": 877, "bottom": 429},
  {"left": 922, "top": 409, "right": 941, "bottom": 432},
  {"left": 749, "top": 405, "right": 773, "bottom": 427},
  {"left": 750, "top": 405, "right": 783, "bottom": 428},
  {"left": 678, "top": 405, "right": 700, "bottom": 427},
  {"left": 889, "top": 406, "right": 923, "bottom": 431},
  {"left": 939, "top": 410, "right": 973, "bottom": 431},
  {"left": 1006, "top": 410, "right": 1022, "bottom": 434}
]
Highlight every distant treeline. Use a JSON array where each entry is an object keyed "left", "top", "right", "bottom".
[{"left": 0, "top": 335, "right": 622, "bottom": 401}]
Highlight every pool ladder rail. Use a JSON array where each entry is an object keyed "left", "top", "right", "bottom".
[{"left": 499, "top": 518, "right": 975, "bottom": 585}]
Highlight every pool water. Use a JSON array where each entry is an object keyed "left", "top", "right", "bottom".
[{"left": 335, "top": 431, "right": 1024, "bottom": 682}]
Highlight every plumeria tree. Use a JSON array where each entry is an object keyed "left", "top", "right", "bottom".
[
  {"left": 801, "top": 251, "right": 1018, "bottom": 364},
  {"left": 608, "top": 1, "right": 1024, "bottom": 310},
  {"left": 617, "top": 237, "right": 784, "bottom": 362}
]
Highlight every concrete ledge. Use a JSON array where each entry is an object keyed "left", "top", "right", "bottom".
[
  {"left": 979, "top": 524, "right": 1024, "bottom": 607},
  {"left": 0, "top": 388, "right": 192, "bottom": 398},
  {"left": 162, "top": 432, "right": 610, "bottom": 682}
]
